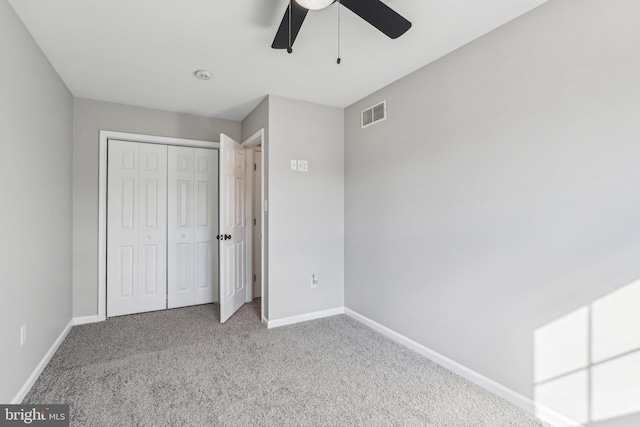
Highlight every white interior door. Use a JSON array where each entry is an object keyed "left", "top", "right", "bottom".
[
  {"left": 220, "top": 134, "right": 249, "bottom": 322},
  {"left": 167, "top": 146, "right": 218, "bottom": 308},
  {"left": 167, "top": 146, "right": 195, "bottom": 308},
  {"left": 193, "top": 148, "right": 219, "bottom": 305},
  {"left": 107, "top": 140, "right": 167, "bottom": 317}
]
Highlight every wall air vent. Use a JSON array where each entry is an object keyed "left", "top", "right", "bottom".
[{"left": 361, "top": 100, "right": 387, "bottom": 128}]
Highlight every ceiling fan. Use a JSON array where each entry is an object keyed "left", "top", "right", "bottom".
[{"left": 272, "top": 0, "right": 412, "bottom": 53}]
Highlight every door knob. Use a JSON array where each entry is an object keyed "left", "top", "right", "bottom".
[
  {"left": 147, "top": 235, "right": 152, "bottom": 239},
  {"left": 181, "top": 234, "right": 186, "bottom": 238}
]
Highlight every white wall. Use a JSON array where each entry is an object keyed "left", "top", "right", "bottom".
[
  {"left": 268, "top": 95, "right": 344, "bottom": 320},
  {"left": 0, "top": 0, "right": 73, "bottom": 403},
  {"left": 345, "top": 0, "right": 640, "bottom": 403},
  {"left": 73, "top": 98, "right": 241, "bottom": 317},
  {"left": 241, "top": 96, "right": 270, "bottom": 318}
]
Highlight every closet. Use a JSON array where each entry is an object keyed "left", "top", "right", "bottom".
[{"left": 106, "top": 139, "right": 218, "bottom": 317}]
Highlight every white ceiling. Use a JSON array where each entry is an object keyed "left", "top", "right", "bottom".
[{"left": 9, "top": 0, "right": 548, "bottom": 121}]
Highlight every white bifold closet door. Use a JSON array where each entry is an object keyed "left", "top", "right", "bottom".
[
  {"left": 107, "top": 140, "right": 168, "bottom": 317},
  {"left": 167, "top": 146, "right": 219, "bottom": 309}
]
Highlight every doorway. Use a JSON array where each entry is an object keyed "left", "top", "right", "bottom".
[
  {"left": 97, "top": 130, "right": 266, "bottom": 324},
  {"left": 241, "top": 130, "right": 266, "bottom": 322},
  {"left": 105, "top": 138, "right": 219, "bottom": 317},
  {"left": 218, "top": 131, "right": 265, "bottom": 322}
]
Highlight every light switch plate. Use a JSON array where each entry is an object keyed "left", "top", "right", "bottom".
[
  {"left": 290, "top": 160, "right": 298, "bottom": 171},
  {"left": 298, "top": 160, "right": 308, "bottom": 172}
]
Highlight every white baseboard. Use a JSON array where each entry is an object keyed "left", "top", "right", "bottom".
[
  {"left": 11, "top": 319, "right": 74, "bottom": 404},
  {"left": 73, "top": 315, "right": 100, "bottom": 325},
  {"left": 344, "top": 308, "right": 582, "bottom": 427},
  {"left": 267, "top": 307, "right": 345, "bottom": 329}
]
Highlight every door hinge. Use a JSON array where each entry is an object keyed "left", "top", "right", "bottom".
[
  {"left": 253, "top": 274, "right": 256, "bottom": 282},
  {"left": 254, "top": 164, "right": 257, "bottom": 171},
  {"left": 254, "top": 218, "right": 256, "bottom": 226}
]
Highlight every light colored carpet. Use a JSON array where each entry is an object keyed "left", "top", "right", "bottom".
[{"left": 25, "top": 300, "right": 549, "bottom": 426}]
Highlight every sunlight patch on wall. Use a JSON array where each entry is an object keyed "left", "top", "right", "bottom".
[
  {"left": 533, "top": 279, "right": 640, "bottom": 425},
  {"left": 591, "top": 280, "right": 640, "bottom": 363},
  {"left": 592, "top": 350, "right": 640, "bottom": 422},
  {"left": 534, "top": 307, "right": 589, "bottom": 383},
  {"left": 534, "top": 370, "right": 589, "bottom": 424}
]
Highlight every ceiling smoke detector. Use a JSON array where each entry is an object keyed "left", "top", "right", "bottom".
[{"left": 194, "top": 69, "right": 212, "bottom": 80}]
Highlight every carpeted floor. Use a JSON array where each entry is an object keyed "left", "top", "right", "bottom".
[{"left": 25, "top": 300, "right": 549, "bottom": 426}]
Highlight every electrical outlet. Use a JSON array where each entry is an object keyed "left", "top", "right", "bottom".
[
  {"left": 311, "top": 274, "right": 318, "bottom": 288},
  {"left": 20, "top": 324, "right": 27, "bottom": 346},
  {"left": 298, "top": 160, "right": 308, "bottom": 172},
  {"left": 290, "top": 159, "right": 298, "bottom": 171}
]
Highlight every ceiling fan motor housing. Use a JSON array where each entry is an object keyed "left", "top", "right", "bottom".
[{"left": 294, "top": 0, "right": 334, "bottom": 10}]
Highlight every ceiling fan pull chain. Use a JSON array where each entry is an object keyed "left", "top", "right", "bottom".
[
  {"left": 337, "top": 0, "right": 341, "bottom": 64},
  {"left": 288, "top": 0, "right": 293, "bottom": 53}
]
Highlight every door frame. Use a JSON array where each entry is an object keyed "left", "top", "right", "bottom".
[
  {"left": 251, "top": 147, "right": 262, "bottom": 300},
  {"left": 241, "top": 129, "right": 265, "bottom": 322},
  {"left": 98, "top": 130, "right": 219, "bottom": 321}
]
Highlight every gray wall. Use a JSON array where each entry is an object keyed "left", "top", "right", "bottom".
[
  {"left": 345, "top": 0, "right": 640, "bottom": 401},
  {"left": 268, "top": 96, "right": 344, "bottom": 320},
  {"left": 241, "top": 96, "right": 268, "bottom": 143},
  {"left": 241, "top": 96, "right": 270, "bottom": 319},
  {"left": 73, "top": 98, "right": 241, "bottom": 317},
  {"left": 0, "top": 0, "right": 73, "bottom": 402}
]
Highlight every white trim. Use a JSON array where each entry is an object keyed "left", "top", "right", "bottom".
[
  {"left": 242, "top": 129, "right": 263, "bottom": 148},
  {"left": 267, "top": 307, "right": 345, "bottom": 329},
  {"left": 98, "top": 130, "right": 220, "bottom": 321},
  {"left": 262, "top": 316, "right": 269, "bottom": 325},
  {"left": 241, "top": 129, "right": 264, "bottom": 304},
  {"left": 98, "top": 137, "right": 107, "bottom": 322},
  {"left": 11, "top": 320, "right": 74, "bottom": 404},
  {"left": 344, "top": 308, "right": 583, "bottom": 427},
  {"left": 73, "top": 315, "right": 100, "bottom": 326},
  {"left": 260, "top": 132, "right": 265, "bottom": 324},
  {"left": 101, "top": 130, "right": 221, "bottom": 149},
  {"left": 240, "top": 129, "right": 265, "bottom": 318},
  {"left": 244, "top": 147, "right": 254, "bottom": 303}
]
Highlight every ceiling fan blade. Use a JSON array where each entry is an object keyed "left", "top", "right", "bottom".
[
  {"left": 272, "top": 2, "right": 309, "bottom": 49},
  {"left": 340, "top": 0, "right": 411, "bottom": 39}
]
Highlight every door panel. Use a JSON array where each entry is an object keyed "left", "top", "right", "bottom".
[
  {"left": 107, "top": 140, "right": 138, "bottom": 317},
  {"left": 194, "top": 148, "right": 218, "bottom": 304},
  {"left": 177, "top": 243, "right": 191, "bottom": 290},
  {"left": 220, "top": 134, "right": 248, "bottom": 323},
  {"left": 120, "top": 178, "right": 135, "bottom": 229},
  {"left": 137, "top": 143, "right": 167, "bottom": 313},
  {"left": 168, "top": 146, "right": 195, "bottom": 308},
  {"left": 142, "top": 245, "right": 157, "bottom": 294},
  {"left": 119, "top": 246, "right": 135, "bottom": 297},
  {"left": 107, "top": 140, "right": 167, "bottom": 317},
  {"left": 196, "top": 242, "right": 210, "bottom": 288},
  {"left": 235, "top": 176, "right": 245, "bottom": 226},
  {"left": 168, "top": 146, "right": 218, "bottom": 308}
]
